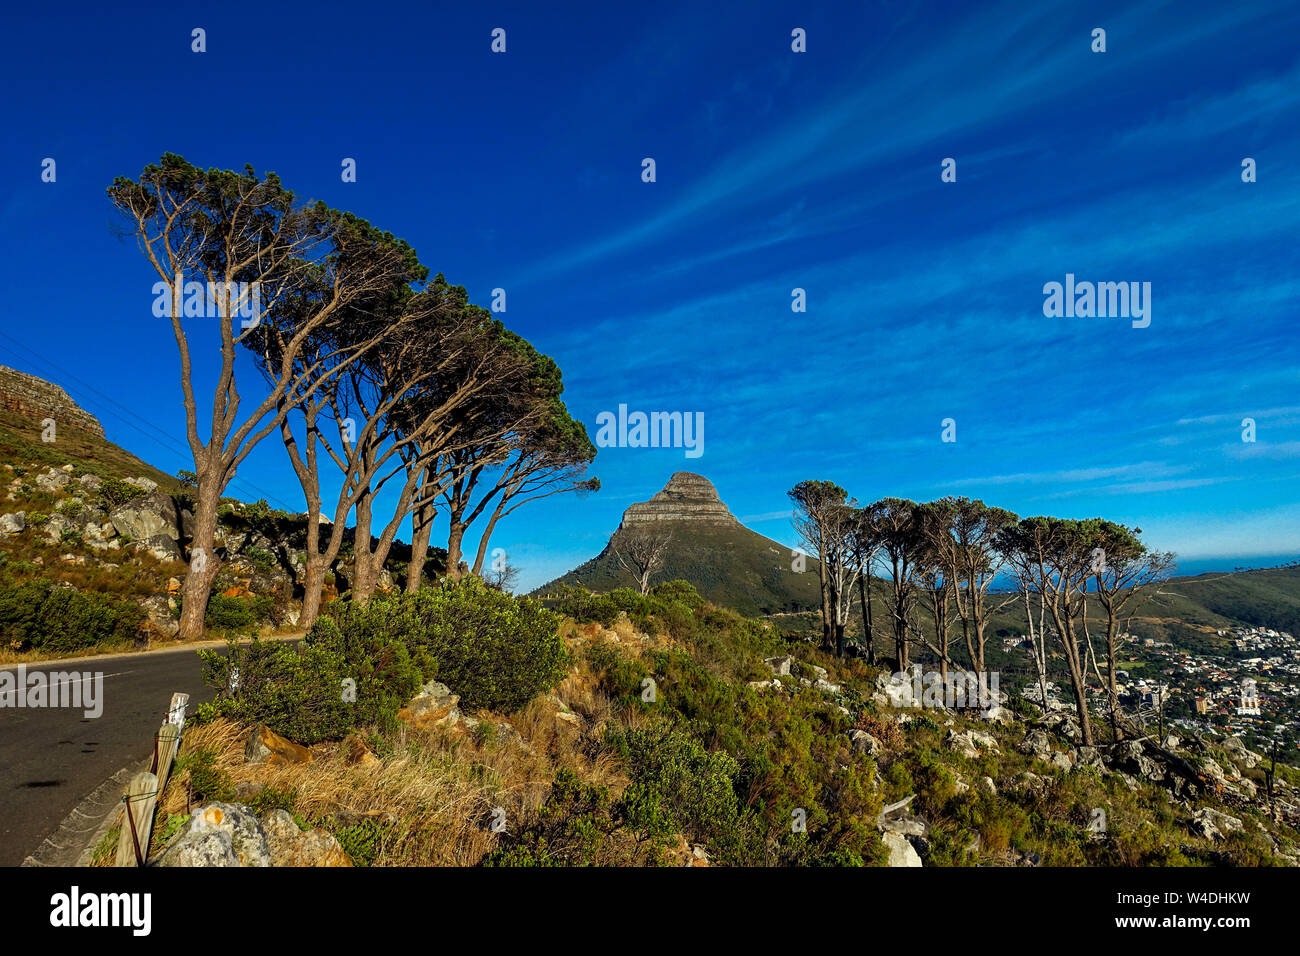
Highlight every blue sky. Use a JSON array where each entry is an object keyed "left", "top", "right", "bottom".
[{"left": 1, "top": 0, "right": 1297, "bottom": 592}]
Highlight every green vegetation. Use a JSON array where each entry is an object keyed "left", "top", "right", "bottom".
[
  {"left": 98, "top": 476, "right": 149, "bottom": 508},
  {"left": 202, "top": 593, "right": 274, "bottom": 634},
  {"left": 0, "top": 578, "right": 144, "bottom": 652},
  {"left": 197, "top": 577, "right": 567, "bottom": 744}
]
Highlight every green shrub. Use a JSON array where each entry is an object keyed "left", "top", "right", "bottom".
[
  {"left": 0, "top": 579, "right": 144, "bottom": 652},
  {"left": 609, "top": 725, "right": 748, "bottom": 853},
  {"left": 243, "top": 546, "right": 276, "bottom": 572},
  {"left": 204, "top": 594, "right": 274, "bottom": 633},
  {"left": 484, "top": 769, "right": 620, "bottom": 866},
  {"left": 174, "top": 748, "right": 232, "bottom": 803},
  {"left": 324, "top": 576, "right": 567, "bottom": 712},
  {"left": 331, "top": 816, "right": 404, "bottom": 867},
  {"left": 198, "top": 635, "right": 412, "bottom": 745},
  {"left": 99, "top": 477, "right": 148, "bottom": 508}
]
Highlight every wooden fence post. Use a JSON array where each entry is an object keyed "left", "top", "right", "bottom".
[
  {"left": 168, "top": 692, "right": 189, "bottom": 729},
  {"left": 113, "top": 692, "right": 188, "bottom": 866},
  {"left": 114, "top": 771, "right": 159, "bottom": 867}
]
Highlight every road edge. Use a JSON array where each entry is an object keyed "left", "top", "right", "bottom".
[
  {"left": 0, "top": 631, "right": 303, "bottom": 673},
  {"left": 20, "top": 758, "right": 149, "bottom": 868}
]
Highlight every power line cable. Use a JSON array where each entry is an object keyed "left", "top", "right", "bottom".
[{"left": 0, "top": 332, "right": 300, "bottom": 511}]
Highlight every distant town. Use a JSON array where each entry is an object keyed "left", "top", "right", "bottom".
[{"left": 1004, "top": 623, "right": 1300, "bottom": 760}]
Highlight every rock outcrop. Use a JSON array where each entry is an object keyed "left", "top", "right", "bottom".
[
  {"left": 155, "top": 802, "right": 351, "bottom": 867},
  {"left": 0, "top": 365, "right": 104, "bottom": 437},
  {"left": 619, "top": 472, "right": 738, "bottom": 528}
]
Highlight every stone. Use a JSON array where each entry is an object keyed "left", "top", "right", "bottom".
[
  {"left": 809, "top": 664, "right": 829, "bottom": 681},
  {"left": 849, "top": 730, "right": 882, "bottom": 756},
  {"left": 155, "top": 802, "right": 271, "bottom": 867},
  {"left": 882, "top": 831, "right": 922, "bottom": 867},
  {"left": 946, "top": 730, "right": 982, "bottom": 759},
  {"left": 764, "top": 655, "right": 793, "bottom": 677},
  {"left": 1020, "top": 729, "right": 1053, "bottom": 761},
  {"left": 245, "top": 724, "right": 312, "bottom": 766},
  {"left": 875, "top": 671, "right": 916, "bottom": 708},
  {"left": 77, "top": 473, "right": 102, "bottom": 492},
  {"left": 123, "top": 476, "right": 158, "bottom": 493},
  {"left": 1011, "top": 771, "right": 1046, "bottom": 794},
  {"left": 980, "top": 704, "right": 1015, "bottom": 725},
  {"left": 1202, "top": 758, "right": 1227, "bottom": 784},
  {"left": 880, "top": 813, "right": 928, "bottom": 837},
  {"left": 0, "top": 365, "right": 104, "bottom": 436},
  {"left": 135, "top": 533, "right": 183, "bottom": 562},
  {"left": 261, "top": 810, "right": 352, "bottom": 867},
  {"left": 232, "top": 781, "right": 266, "bottom": 801},
  {"left": 1072, "top": 746, "right": 1105, "bottom": 772},
  {"left": 979, "top": 776, "right": 997, "bottom": 797},
  {"left": 1190, "top": 807, "right": 1243, "bottom": 842},
  {"left": 331, "top": 809, "right": 397, "bottom": 828},
  {"left": 813, "top": 678, "right": 841, "bottom": 695},
  {"left": 139, "top": 594, "right": 179, "bottom": 638},
  {"left": 110, "top": 492, "right": 185, "bottom": 542},
  {"left": 342, "top": 734, "right": 380, "bottom": 769},
  {"left": 397, "top": 680, "right": 460, "bottom": 728},
  {"left": 41, "top": 513, "right": 72, "bottom": 544},
  {"left": 0, "top": 511, "right": 24, "bottom": 535},
  {"left": 35, "top": 467, "right": 71, "bottom": 493}
]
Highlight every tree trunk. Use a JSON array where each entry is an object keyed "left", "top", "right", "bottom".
[
  {"left": 352, "top": 488, "right": 375, "bottom": 605},
  {"left": 1105, "top": 617, "right": 1121, "bottom": 741},
  {"left": 856, "top": 572, "right": 874, "bottom": 664},
  {"left": 446, "top": 519, "right": 466, "bottom": 581},
  {"left": 471, "top": 509, "right": 506, "bottom": 576},
  {"left": 299, "top": 556, "right": 326, "bottom": 632},
  {"left": 406, "top": 502, "right": 434, "bottom": 593},
  {"left": 178, "top": 479, "right": 222, "bottom": 640},
  {"left": 1051, "top": 606, "right": 1094, "bottom": 746},
  {"left": 816, "top": 557, "right": 832, "bottom": 652},
  {"left": 893, "top": 596, "right": 909, "bottom": 671}
]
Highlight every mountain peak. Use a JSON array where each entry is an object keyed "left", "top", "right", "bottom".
[{"left": 620, "top": 472, "right": 737, "bottom": 528}]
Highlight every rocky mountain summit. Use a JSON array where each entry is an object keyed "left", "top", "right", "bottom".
[
  {"left": 619, "top": 471, "right": 738, "bottom": 528},
  {"left": 0, "top": 365, "right": 104, "bottom": 438}
]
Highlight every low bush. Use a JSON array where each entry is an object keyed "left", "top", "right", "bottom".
[
  {"left": 198, "top": 633, "right": 419, "bottom": 745},
  {"left": 323, "top": 576, "right": 567, "bottom": 712},
  {"left": 204, "top": 594, "right": 275, "bottom": 633},
  {"left": 98, "top": 477, "right": 148, "bottom": 508},
  {"left": 0, "top": 579, "right": 144, "bottom": 652}
]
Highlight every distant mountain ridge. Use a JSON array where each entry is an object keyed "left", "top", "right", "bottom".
[{"left": 537, "top": 472, "right": 822, "bottom": 616}]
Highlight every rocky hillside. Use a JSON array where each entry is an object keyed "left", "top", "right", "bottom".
[
  {"left": 114, "top": 583, "right": 1300, "bottom": 867},
  {"left": 0, "top": 366, "right": 437, "bottom": 656},
  {"left": 538, "top": 472, "right": 822, "bottom": 616}
]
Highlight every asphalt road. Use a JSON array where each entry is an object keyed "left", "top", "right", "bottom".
[{"left": 0, "top": 646, "right": 218, "bottom": 867}]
